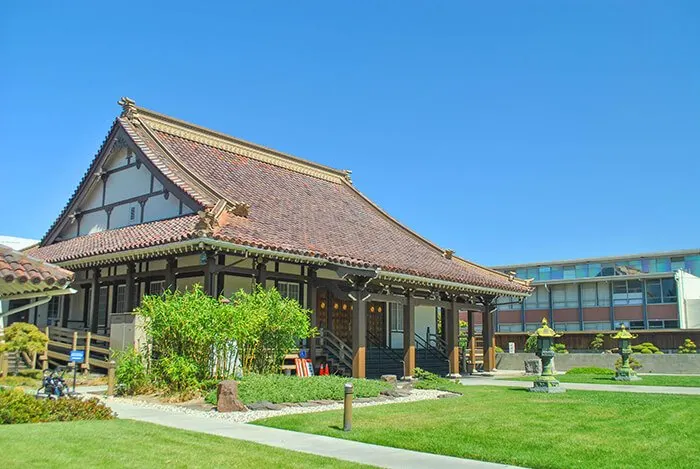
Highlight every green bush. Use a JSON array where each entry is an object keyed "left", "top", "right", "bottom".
[
  {"left": 678, "top": 339, "right": 697, "bottom": 354},
  {"left": 565, "top": 367, "right": 615, "bottom": 376},
  {"left": 632, "top": 342, "right": 663, "bottom": 354},
  {"left": 552, "top": 343, "right": 568, "bottom": 354},
  {"left": 524, "top": 335, "right": 538, "bottom": 352},
  {"left": 494, "top": 346, "right": 504, "bottom": 353},
  {"left": 231, "top": 374, "right": 391, "bottom": 404},
  {"left": 0, "top": 323, "right": 48, "bottom": 375},
  {"left": 590, "top": 333, "right": 605, "bottom": 351},
  {"left": 413, "top": 367, "right": 462, "bottom": 393},
  {"left": 0, "top": 388, "right": 115, "bottom": 424},
  {"left": 113, "top": 348, "right": 149, "bottom": 396}
]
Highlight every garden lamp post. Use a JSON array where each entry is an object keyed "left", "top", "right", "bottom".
[
  {"left": 611, "top": 324, "right": 641, "bottom": 381},
  {"left": 529, "top": 318, "right": 565, "bottom": 393}
]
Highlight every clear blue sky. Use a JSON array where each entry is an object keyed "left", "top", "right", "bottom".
[{"left": 1, "top": 1, "right": 698, "bottom": 266}]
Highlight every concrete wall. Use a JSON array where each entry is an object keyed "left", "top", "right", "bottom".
[{"left": 496, "top": 352, "right": 700, "bottom": 374}]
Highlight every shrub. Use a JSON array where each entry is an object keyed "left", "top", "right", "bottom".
[
  {"left": 632, "top": 342, "right": 663, "bottom": 354},
  {"left": 232, "top": 374, "right": 391, "bottom": 404},
  {"left": 552, "top": 343, "right": 568, "bottom": 354},
  {"left": 678, "top": 339, "right": 697, "bottom": 354},
  {"left": 565, "top": 367, "right": 614, "bottom": 376},
  {"left": 590, "top": 333, "right": 605, "bottom": 351},
  {"left": 524, "top": 335, "right": 538, "bottom": 352},
  {"left": 495, "top": 346, "right": 504, "bottom": 353},
  {"left": 0, "top": 323, "right": 48, "bottom": 375},
  {"left": 615, "top": 356, "right": 642, "bottom": 371},
  {"left": 0, "top": 388, "right": 114, "bottom": 424},
  {"left": 113, "top": 348, "right": 149, "bottom": 395}
]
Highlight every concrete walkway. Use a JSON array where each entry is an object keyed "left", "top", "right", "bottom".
[
  {"left": 460, "top": 377, "right": 700, "bottom": 395},
  {"left": 105, "top": 400, "right": 520, "bottom": 469}
]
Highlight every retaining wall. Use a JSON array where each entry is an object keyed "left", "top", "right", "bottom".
[{"left": 496, "top": 352, "right": 700, "bottom": 374}]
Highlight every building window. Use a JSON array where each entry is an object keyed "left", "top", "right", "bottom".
[
  {"left": 496, "top": 296, "right": 520, "bottom": 311},
  {"left": 524, "top": 286, "right": 549, "bottom": 310},
  {"left": 612, "top": 280, "right": 643, "bottom": 305},
  {"left": 583, "top": 321, "right": 610, "bottom": 331},
  {"left": 115, "top": 284, "right": 126, "bottom": 313},
  {"left": 389, "top": 302, "right": 403, "bottom": 332},
  {"left": 277, "top": 281, "right": 301, "bottom": 302},
  {"left": 551, "top": 284, "right": 577, "bottom": 309},
  {"left": 629, "top": 320, "right": 645, "bottom": 330},
  {"left": 646, "top": 278, "right": 677, "bottom": 304},
  {"left": 524, "top": 322, "right": 540, "bottom": 332},
  {"left": 554, "top": 322, "right": 581, "bottom": 331},
  {"left": 47, "top": 297, "right": 60, "bottom": 326},
  {"left": 498, "top": 323, "right": 523, "bottom": 332},
  {"left": 662, "top": 278, "right": 677, "bottom": 303},
  {"left": 149, "top": 280, "right": 166, "bottom": 295},
  {"left": 664, "top": 320, "right": 679, "bottom": 328}
]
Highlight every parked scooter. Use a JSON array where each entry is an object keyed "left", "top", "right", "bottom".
[{"left": 36, "top": 366, "right": 74, "bottom": 399}]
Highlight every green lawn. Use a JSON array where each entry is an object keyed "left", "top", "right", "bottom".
[
  {"left": 505, "top": 374, "right": 700, "bottom": 387},
  {"left": 0, "top": 420, "right": 370, "bottom": 469},
  {"left": 255, "top": 384, "right": 700, "bottom": 469}
]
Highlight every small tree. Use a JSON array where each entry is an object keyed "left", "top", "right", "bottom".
[
  {"left": 590, "top": 333, "right": 605, "bottom": 351},
  {"left": 678, "top": 339, "right": 697, "bottom": 354},
  {"left": 0, "top": 323, "right": 48, "bottom": 375},
  {"left": 524, "top": 334, "right": 538, "bottom": 352}
]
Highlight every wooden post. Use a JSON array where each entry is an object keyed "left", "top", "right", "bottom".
[
  {"left": 165, "top": 257, "right": 176, "bottom": 292},
  {"left": 467, "top": 310, "right": 475, "bottom": 373},
  {"left": 255, "top": 258, "right": 267, "bottom": 288},
  {"left": 83, "top": 331, "right": 91, "bottom": 374},
  {"left": 351, "top": 286, "right": 367, "bottom": 378},
  {"left": 107, "top": 360, "right": 116, "bottom": 396},
  {"left": 42, "top": 326, "right": 50, "bottom": 370},
  {"left": 125, "top": 263, "right": 135, "bottom": 312},
  {"left": 203, "top": 254, "right": 217, "bottom": 296},
  {"left": 61, "top": 295, "right": 71, "bottom": 328},
  {"left": 0, "top": 353, "right": 8, "bottom": 377},
  {"left": 89, "top": 267, "right": 100, "bottom": 333},
  {"left": 403, "top": 290, "right": 416, "bottom": 378},
  {"left": 483, "top": 297, "right": 495, "bottom": 372},
  {"left": 446, "top": 297, "right": 460, "bottom": 377},
  {"left": 307, "top": 268, "right": 318, "bottom": 365}
]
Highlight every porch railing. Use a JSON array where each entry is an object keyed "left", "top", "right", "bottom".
[
  {"left": 317, "top": 328, "right": 353, "bottom": 372},
  {"left": 366, "top": 329, "right": 404, "bottom": 372},
  {"left": 414, "top": 332, "right": 448, "bottom": 361},
  {"left": 425, "top": 327, "right": 448, "bottom": 356},
  {"left": 42, "top": 326, "right": 112, "bottom": 373}
]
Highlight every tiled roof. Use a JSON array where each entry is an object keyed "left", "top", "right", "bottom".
[
  {"left": 29, "top": 101, "right": 531, "bottom": 295},
  {"left": 0, "top": 244, "right": 74, "bottom": 298}
]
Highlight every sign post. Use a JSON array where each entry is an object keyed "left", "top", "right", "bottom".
[{"left": 69, "top": 350, "right": 85, "bottom": 393}]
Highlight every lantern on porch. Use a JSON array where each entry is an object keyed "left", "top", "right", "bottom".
[
  {"left": 611, "top": 324, "right": 641, "bottom": 381},
  {"left": 529, "top": 318, "right": 565, "bottom": 393}
]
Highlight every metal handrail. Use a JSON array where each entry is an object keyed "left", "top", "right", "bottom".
[
  {"left": 366, "top": 330, "right": 405, "bottom": 370},
  {"left": 426, "top": 331, "right": 448, "bottom": 355},
  {"left": 318, "top": 328, "right": 352, "bottom": 370},
  {"left": 414, "top": 333, "right": 448, "bottom": 361}
]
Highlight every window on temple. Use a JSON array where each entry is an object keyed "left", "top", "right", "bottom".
[
  {"left": 277, "top": 281, "right": 301, "bottom": 302},
  {"left": 389, "top": 302, "right": 403, "bottom": 332},
  {"left": 47, "top": 296, "right": 60, "bottom": 326}
]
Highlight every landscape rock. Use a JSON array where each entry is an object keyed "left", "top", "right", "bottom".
[
  {"left": 380, "top": 374, "right": 397, "bottom": 384},
  {"left": 216, "top": 380, "right": 247, "bottom": 413},
  {"left": 437, "top": 393, "right": 459, "bottom": 399},
  {"left": 524, "top": 359, "right": 542, "bottom": 375},
  {"left": 380, "top": 389, "right": 403, "bottom": 398}
]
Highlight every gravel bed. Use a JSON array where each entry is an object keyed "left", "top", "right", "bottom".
[{"left": 107, "top": 389, "right": 451, "bottom": 424}]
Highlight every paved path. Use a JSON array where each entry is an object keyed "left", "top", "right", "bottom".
[
  {"left": 105, "top": 400, "right": 520, "bottom": 469},
  {"left": 460, "top": 377, "right": 700, "bottom": 395}
]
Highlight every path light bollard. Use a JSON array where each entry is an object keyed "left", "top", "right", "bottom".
[
  {"left": 529, "top": 318, "right": 565, "bottom": 393},
  {"left": 611, "top": 325, "right": 641, "bottom": 381},
  {"left": 343, "top": 382, "right": 353, "bottom": 432},
  {"left": 107, "top": 360, "right": 116, "bottom": 396}
]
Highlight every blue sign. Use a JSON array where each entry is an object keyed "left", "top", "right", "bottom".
[
  {"left": 298, "top": 349, "right": 307, "bottom": 359},
  {"left": 70, "top": 350, "right": 85, "bottom": 364}
]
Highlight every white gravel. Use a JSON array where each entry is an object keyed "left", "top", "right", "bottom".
[{"left": 107, "top": 389, "right": 450, "bottom": 423}]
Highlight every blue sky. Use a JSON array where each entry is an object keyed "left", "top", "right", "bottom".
[{"left": 1, "top": 1, "right": 698, "bottom": 266}]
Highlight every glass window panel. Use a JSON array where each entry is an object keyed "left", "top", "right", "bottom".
[
  {"left": 526, "top": 267, "right": 539, "bottom": 280},
  {"left": 627, "top": 280, "right": 642, "bottom": 293},
  {"left": 563, "top": 266, "right": 576, "bottom": 279},
  {"left": 654, "top": 258, "right": 671, "bottom": 273},
  {"left": 597, "top": 282, "right": 611, "bottom": 306},
  {"left": 551, "top": 285, "right": 566, "bottom": 308},
  {"left": 538, "top": 266, "right": 551, "bottom": 281},
  {"left": 516, "top": 268, "right": 527, "bottom": 279},
  {"left": 588, "top": 263, "right": 602, "bottom": 277},
  {"left": 581, "top": 283, "right": 597, "bottom": 306},
  {"left": 685, "top": 256, "right": 700, "bottom": 275},
  {"left": 646, "top": 279, "right": 662, "bottom": 304},
  {"left": 641, "top": 259, "right": 650, "bottom": 273},
  {"left": 601, "top": 264, "right": 615, "bottom": 276},
  {"left": 629, "top": 320, "right": 645, "bottom": 330},
  {"left": 648, "top": 320, "right": 663, "bottom": 329},
  {"left": 671, "top": 257, "right": 685, "bottom": 271},
  {"left": 662, "top": 278, "right": 677, "bottom": 302},
  {"left": 664, "top": 320, "right": 679, "bottom": 329},
  {"left": 550, "top": 266, "right": 563, "bottom": 280},
  {"left": 575, "top": 264, "right": 588, "bottom": 278},
  {"left": 613, "top": 281, "right": 628, "bottom": 294}
]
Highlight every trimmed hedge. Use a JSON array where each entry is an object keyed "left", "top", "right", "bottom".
[
  {"left": 565, "top": 367, "right": 615, "bottom": 376},
  {"left": 207, "top": 374, "right": 391, "bottom": 405},
  {"left": 0, "top": 388, "right": 115, "bottom": 424}
]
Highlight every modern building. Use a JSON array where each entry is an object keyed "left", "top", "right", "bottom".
[
  {"left": 25, "top": 98, "right": 531, "bottom": 377},
  {"left": 491, "top": 249, "right": 700, "bottom": 333}
]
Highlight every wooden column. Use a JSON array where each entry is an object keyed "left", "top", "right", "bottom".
[
  {"left": 165, "top": 257, "right": 176, "bottom": 292},
  {"left": 89, "top": 267, "right": 100, "bottom": 333},
  {"left": 60, "top": 295, "right": 71, "bottom": 328},
  {"left": 203, "top": 254, "right": 216, "bottom": 297},
  {"left": 255, "top": 259, "right": 268, "bottom": 288},
  {"left": 467, "top": 309, "right": 475, "bottom": 371},
  {"left": 446, "top": 297, "right": 460, "bottom": 377},
  {"left": 482, "top": 297, "right": 495, "bottom": 371},
  {"left": 125, "top": 263, "right": 135, "bottom": 312},
  {"left": 403, "top": 290, "right": 416, "bottom": 378},
  {"left": 352, "top": 287, "right": 367, "bottom": 378},
  {"left": 307, "top": 268, "right": 318, "bottom": 364}
]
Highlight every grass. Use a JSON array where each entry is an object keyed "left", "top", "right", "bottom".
[
  {"left": 0, "top": 419, "right": 370, "bottom": 469},
  {"left": 255, "top": 384, "right": 700, "bottom": 469},
  {"left": 506, "top": 374, "right": 700, "bottom": 387},
  {"left": 206, "top": 375, "right": 392, "bottom": 405}
]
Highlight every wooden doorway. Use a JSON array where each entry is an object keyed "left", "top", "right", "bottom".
[{"left": 367, "top": 301, "right": 386, "bottom": 347}]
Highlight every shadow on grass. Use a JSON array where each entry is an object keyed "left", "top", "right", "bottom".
[{"left": 328, "top": 425, "right": 345, "bottom": 432}]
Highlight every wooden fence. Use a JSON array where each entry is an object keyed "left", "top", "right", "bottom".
[{"left": 41, "top": 326, "right": 112, "bottom": 372}]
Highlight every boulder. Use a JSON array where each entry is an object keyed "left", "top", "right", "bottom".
[
  {"left": 380, "top": 374, "right": 397, "bottom": 384},
  {"left": 216, "top": 380, "right": 247, "bottom": 413},
  {"left": 524, "top": 358, "right": 542, "bottom": 375}
]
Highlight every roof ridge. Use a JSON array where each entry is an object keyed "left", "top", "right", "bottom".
[{"left": 118, "top": 97, "right": 352, "bottom": 184}]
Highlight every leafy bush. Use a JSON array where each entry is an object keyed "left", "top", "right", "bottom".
[
  {"left": 678, "top": 339, "right": 697, "bottom": 354},
  {"left": 494, "top": 346, "right": 504, "bottom": 353},
  {"left": 552, "top": 343, "right": 568, "bottom": 354},
  {"left": 0, "top": 388, "right": 114, "bottom": 424},
  {"left": 413, "top": 367, "right": 462, "bottom": 393},
  {"left": 113, "top": 348, "right": 149, "bottom": 395},
  {"left": 524, "top": 335, "right": 538, "bottom": 352},
  {"left": 632, "top": 342, "right": 663, "bottom": 354},
  {"left": 565, "top": 367, "right": 614, "bottom": 376},
  {"left": 615, "top": 356, "right": 642, "bottom": 370},
  {"left": 590, "top": 333, "right": 605, "bottom": 351},
  {"left": 231, "top": 374, "right": 391, "bottom": 404},
  {"left": 0, "top": 323, "right": 47, "bottom": 375}
]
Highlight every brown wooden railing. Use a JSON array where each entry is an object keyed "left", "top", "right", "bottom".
[
  {"left": 317, "top": 328, "right": 353, "bottom": 371},
  {"left": 41, "top": 326, "right": 111, "bottom": 373}
]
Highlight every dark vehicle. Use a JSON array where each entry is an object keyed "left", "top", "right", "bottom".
[{"left": 36, "top": 367, "right": 74, "bottom": 399}]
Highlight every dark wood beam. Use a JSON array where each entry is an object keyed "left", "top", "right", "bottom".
[
  {"left": 125, "top": 263, "right": 135, "bottom": 312},
  {"left": 446, "top": 296, "right": 460, "bottom": 377},
  {"left": 89, "top": 267, "right": 100, "bottom": 333},
  {"left": 403, "top": 290, "right": 416, "bottom": 378},
  {"left": 352, "top": 285, "right": 367, "bottom": 378},
  {"left": 482, "top": 296, "right": 495, "bottom": 371}
]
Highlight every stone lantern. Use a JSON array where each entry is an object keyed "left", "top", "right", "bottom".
[
  {"left": 529, "top": 318, "right": 565, "bottom": 393},
  {"left": 611, "top": 324, "right": 641, "bottom": 381}
]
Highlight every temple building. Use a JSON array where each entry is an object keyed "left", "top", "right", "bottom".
[{"left": 27, "top": 98, "right": 531, "bottom": 378}]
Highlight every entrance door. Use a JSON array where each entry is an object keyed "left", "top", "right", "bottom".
[
  {"left": 367, "top": 301, "right": 386, "bottom": 347},
  {"left": 331, "top": 298, "right": 353, "bottom": 345}
]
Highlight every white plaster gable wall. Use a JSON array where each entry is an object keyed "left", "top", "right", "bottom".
[
  {"left": 103, "top": 164, "right": 152, "bottom": 205},
  {"left": 82, "top": 180, "right": 103, "bottom": 210},
  {"left": 143, "top": 193, "right": 182, "bottom": 223},
  {"left": 81, "top": 210, "right": 108, "bottom": 235},
  {"left": 103, "top": 147, "right": 129, "bottom": 171}
]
